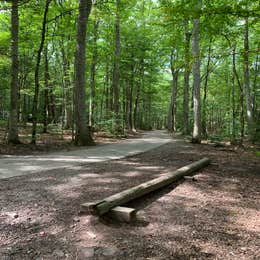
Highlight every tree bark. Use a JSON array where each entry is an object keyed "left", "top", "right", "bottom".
[
  {"left": 133, "top": 58, "right": 144, "bottom": 131},
  {"left": 183, "top": 21, "right": 191, "bottom": 135},
  {"left": 31, "top": 0, "right": 51, "bottom": 144},
  {"left": 74, "top": 0, "right": 94, "bottom": 145},
  {"left": 60, "top": 39, "right": 73, "bottom": 130},
  {"left": 253, "top": 48, "right": 260, "bottom": 122},
  {"left": 89, "top": 17, "right": 99, "bottom": 128},
  {"left": 8, "top": 0, "right": 20, "bottom": 144},
  {"left": 243, "top": 17, "right": 254, "bottom": 140},
  {"left": 43, "top": 46, "right": 49, "bottom": 133},
  {"left": 231, "top": 46, "right": 236, "bottom": 140},
  {"left": 48, "top": 86, "right": 56, "bottom": 123},
  {"left": 126, "top": 61, "right": 134, "bottom": 131},
  {"left": 104, "top": 61, "right": 110, "bottom": 116},
  {"left": 168, "top": 75, "right": 178, "bottom": 132},
  {"left": 133, "top": 82, "right": 141, "bottom": 131},
  {"left": 168, "top": 48, "right": 179, "bottom": 132},
  {"left": 202, "top": 41, "right": 212, "bottom": 137},
  {"left": 233, "top": 48, "right": 245, "bottom": 138},
  {"left": 252, "top": 47, "right": 259, "bottom": 121},
  {"left": 191, "top": 17, "right": 201, "bottom": 143},
  {"left": 112, "top": 0, "right": 122, "bottom": 134}
]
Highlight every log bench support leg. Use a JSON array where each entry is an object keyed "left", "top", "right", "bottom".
[
  {"left": 107, "top": 206, "right": 137, "bottom": 222},
  {"left": 80, "top": 203, "right": 137, "bottom": 223}
]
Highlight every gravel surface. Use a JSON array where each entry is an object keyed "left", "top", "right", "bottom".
[{"left": 0, "top": 135, "right": 259, "bottom": 260}]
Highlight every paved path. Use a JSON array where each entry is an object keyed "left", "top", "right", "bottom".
[{"left": 0, "top": 130, "right": 172, "bottom": 179}]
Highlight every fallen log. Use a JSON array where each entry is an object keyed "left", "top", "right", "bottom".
[{"left": 81, "top": 157, "right": 210, "bottom": 216}]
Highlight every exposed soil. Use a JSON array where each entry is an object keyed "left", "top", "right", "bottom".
[{"left": 0, "top": 134, "right": 259, "bottom": 260}]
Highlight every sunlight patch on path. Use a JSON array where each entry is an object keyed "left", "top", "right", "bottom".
[{"left": 0, "top": 130, "right": 172, "bottom": 179}]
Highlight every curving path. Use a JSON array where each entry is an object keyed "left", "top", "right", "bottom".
[{"left": 0, "top": 130, "right": 172, "bottom": 179}]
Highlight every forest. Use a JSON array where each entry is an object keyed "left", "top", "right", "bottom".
[
  {"left": 0, "top": 0, "right": 259, "bottom": 146},
  {"left": 0, "top": 1, "right": 260, "bottom": 259}
]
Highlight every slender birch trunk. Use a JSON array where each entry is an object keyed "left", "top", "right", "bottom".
[
  {"left": 192, "top": 17, "right": 201, "bottom": 143},
  {"left": 243, "top": 17, "right": 255, "bottom": 140}
]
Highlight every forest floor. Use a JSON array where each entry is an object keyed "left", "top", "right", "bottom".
[
  {"left": 0, "top": 123, "right": 140, "bottom": 155},
  {"left": 0, "top": 131, "right": 259, "bottom": 260}
]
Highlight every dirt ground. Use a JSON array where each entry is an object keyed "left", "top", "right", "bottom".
[{"left": 0, "top": 134, "right": 259, "bottom": 260}]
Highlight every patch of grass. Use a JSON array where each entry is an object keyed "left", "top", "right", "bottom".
[{"left": 256, "top": 151, "right": 260, "bottom": 157}]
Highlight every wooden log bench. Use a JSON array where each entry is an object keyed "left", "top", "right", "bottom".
[{"left": 80, "top": 157, "right": 210, "bottom": 222}]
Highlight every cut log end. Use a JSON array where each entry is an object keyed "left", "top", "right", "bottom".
[{"left": 80, "top": 200, "right": 103, "bottom": 215}]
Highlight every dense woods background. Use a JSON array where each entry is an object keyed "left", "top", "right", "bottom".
[{"left": 0, "top": 0, "right": 259, "bottom": 146}]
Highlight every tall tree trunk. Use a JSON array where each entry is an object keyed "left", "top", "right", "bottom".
[
  {"left": 22, "top": 93, "right": 27, "bottom": 124},
  {"left": 99, "top": 86, "right": 104, "bottom": 125},
  {"left": 8, "top": 0, "right": 20, "bottom": 144},
  {"left": 18, "top": 58, "right": 29, "bottom": 125},
  {"left": 253, "top": 48, "right": 260, "bottom": 122},
  {"left": 231, "top": 47, "right": 236, "bottom": 140},
  {"left": 31, "top": 0, "right": 51, "bottom": 144},
  {"left": 202, "top": 41, "right": 212, "bottom": 137},
  {"left": 43, "top": 46, "right": 49, "bottom": 133},
  {"left": 121, "top": 79, "right": 129, "bottom": 129},
  {"left": 133, "top": 85, "right": 140, "bottom": 131},
  {"left": 252, "top": 46, "right": 259, "bottom": 121},
  {"left": 60, "top": 36, "right": 73, "bottom": 130},
  {"left": 133, "top": 58, "right": 144, "bottom": 131},
  {"left": 112, "top": 0, "right": 122, "bottom": 134},
  {"left": 89, "top": 18, "right": 99, "bottom": 128},
  {"left": 74, "top": 0, "right": 94, "bottom": 145},
  {"left": 129, "top": 65, "right": 134, "bottom": 130},
  {"left": 240, "top": 93, "right": 245, "bottom": 138},
  {"left": 126, "top": 61, "right": 134, "bottom": 131},
  {"left": 167, "top": 48, "right": 179, "bottom": 132},
  {"left": 191, "top": 17, "right": 201, "bottom": 143},
  {"left": 232, "top": 46, "right": 245, "bottom": 138},
  {"left": 48, "top": 87, "right": 56, "bottom": 123},
  {"left": 183, "top": 21, "right": 191, "bottom": 135},
  {"left": 109, "top": 72, "right": 114, "bottom": 112},
  {"left": 168, "top": 72, "right": 178, "bottom": 132},
  {"left": 243, "top": 17, "right": 254, "bottom": 140},
  {"left": 104, "top": 61, "right": 110, "bottom": 116}
]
